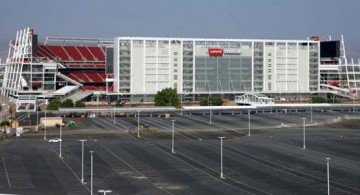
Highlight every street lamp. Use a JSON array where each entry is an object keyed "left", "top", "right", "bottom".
[
  {"left": 209, "top": 101, "right": 212, "bottom": 124},
  {"left": 302, "top": 117, "right": 306, "bottom": 149},
  {"left": 36, "top": 101, "right": 39, "bottom": 129},
  {"left": 171, "top": 120, "right": 175, "bottom": 154},
  {"left": 113, "top": 104, "right": 115, "bottom": 125},
  {"left": 79, "top": 139, "right": 87, "bottom": 184},
  {"left": 44, "top": 110, "right": 47, "bottom": 140},
  {"left": 89, "top": 151, "right": 94, "bottom": 195},
  {"left": 218, "top": 136, "right": 225, "bottom": 179},
  {"left": 59, "top": 123, "right": 62, "bottom": 158},
  {"left": 248, "top": 110, "right": 251, "bottom": 136},
  {"left": 137, "top": 111, "right": 140, "bottom": 138},
  {"left": 353, "top": 94, "right": 356, "bottom": 112},
  {"left": 98, "top": 190, "right": 112, "bottom": 195},
  {"left": 326, "top": 157, "right": 330, "bottom": 195},
  {"left": 310, "top": 104, "right": 313, "bottom": 123},
  {"left": 180, "top": 94, "right": 183, "bottom": 115}
]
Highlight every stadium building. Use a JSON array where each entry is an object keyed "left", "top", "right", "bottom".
[
  {"left": 113, "top": 37, "right": 320, "bottom": 101},
  {"left": 1, "top": 27, "right": 360, "bottom": 108}
]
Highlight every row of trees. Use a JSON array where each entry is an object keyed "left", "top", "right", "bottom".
[
  {"left": 311, "top": 96, "right": 341, "bottom": 103},
  {"left": 47, "top": 99, "right": 85, "bottom": 110},
  {"left": 154, "top": 88, "right": 223, "bottom": 107}
]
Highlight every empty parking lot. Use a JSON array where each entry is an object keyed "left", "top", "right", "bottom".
[{"left": 1, "top": 110, "right": 360, "bottom": 194}]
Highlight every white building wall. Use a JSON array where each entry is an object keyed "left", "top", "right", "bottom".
[
  {"left": 114, "top": 37, "right": 318, "bottom": 95},
  {"left": 132, "top": 40, "right": 144, "bottom": 94},
  {"left": 298, "top": 44, "right": 310, "bottom": 91}
]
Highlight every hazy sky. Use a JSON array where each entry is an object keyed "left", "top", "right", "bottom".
[{"left": 1, "top": 0, "right": 360, "bottom": 59}]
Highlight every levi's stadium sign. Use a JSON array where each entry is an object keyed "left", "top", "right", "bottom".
[
  {"left": 208, "top": 48, "right": 224, "bottom": 56},
  {"left": 208, "top": 48, "right": 242, "bottom": 57}
]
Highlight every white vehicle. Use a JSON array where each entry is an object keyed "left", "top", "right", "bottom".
[{"left": 49, "top": 138, "right": 62, "bottom": 143}]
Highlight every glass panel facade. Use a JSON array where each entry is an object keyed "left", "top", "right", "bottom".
[
  {"left": 309, "top": 43, "right": 319, "bottom": 91},
  {"left": 195, "top": 56, "right": 252, "bottom": 92},
  {"left": 194, "top": 41, "right": 253, "bottom": 93},
  {"left": 119, "top": 40, "right": 131, "bottom": 93},
  {"left": 183, "top": 41, "right": 193, "bottom": 93}
]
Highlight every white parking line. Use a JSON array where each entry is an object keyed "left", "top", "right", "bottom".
[
  {"left": 51, "top": 147, "right": 90, "bottom": 193},
  {"left": 2, "top": 157, "right": 11, "bottom": 187},
  {"left": 99, "top": 142, "right": 173, "bottom": 195}
]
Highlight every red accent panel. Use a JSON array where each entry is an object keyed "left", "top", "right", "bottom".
[{"left": 208, "top": 48, "right": 223, "bottom": 57}]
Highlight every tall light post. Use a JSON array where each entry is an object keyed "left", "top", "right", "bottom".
[
  {"left": 36, "top": 102, "right": 39, "bottom": 129},
  {"left": 302, "top": 117, "right": 306, "bottom": 149},
  {"left": 180, "top": 94, "right": 183, "bottom": 115},
  {"left": 326, "top": 157, "right": 330, "bottom": 195},
  {"left": 248, "top": 110, "right": 251, "bottom": 136},
  {"left": 89, "top": 150, "right": 94, "bottom": 195},
  {"left": 171, "top": 120, "right": 176, "bottom": 154},
  {"left": 209, "top": 101, "right": 212, "bottom": 124},
  {"left": 113, "top": 104, "right": 115, "bottom": 125},
  {"left": 98, "top": 190, "right": 112, "bottom": 195},
  {"left": 59, "top": 123, "right": 62, "bottom": 158},
  {"left": 310, "top": 104, "right": 313, "bottom": 123},
  {"left": 44, "top": 110, "right": 47, "bottom": 140},
  {"left": 79, "top": 140, "right": 87, "bottom": 184},
  {"left": 218, "top": 136, "right": 225, "bottom": 179},
  {"left": 353, "top": 94, "right": 356, "bottom": 112},
  {"left": 137, "top": 110, "right": 140, "bottom": 138}
]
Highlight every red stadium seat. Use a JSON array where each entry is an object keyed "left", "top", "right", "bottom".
[{"left": 63, "top": 46, "right": 83, "bottom": 61}]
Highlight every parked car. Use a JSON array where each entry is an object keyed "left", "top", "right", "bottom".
[
  {"left": 49, "top": 138, "right": 62, "bottom": 143},
  {"left": 55, "top": 121, "right": 66, "bottom": 128}
]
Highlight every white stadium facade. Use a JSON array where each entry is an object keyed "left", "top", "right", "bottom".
[{"left": 1, "top": 27, "right": 360, "bottom": 108}]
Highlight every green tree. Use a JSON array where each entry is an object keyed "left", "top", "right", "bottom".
[
  {"left": 210, "top": 97, "right": 223, "bottom": 106},
  {"left": 154, "top": 88, "right": 179, "bottom": 107},
  {"left": 75, "top": 100, "right": 86, "bottom": 107},
  {"left": 199, "top": 97, "right": 208, "bottom": 106},
  {"left": 311, "top": 97, "right": 326, "bottom": 103},
  {"left": 115, "top": 101, "right": 124, "bottom": 107},
  {"left": 61, "top": 99, "right": 74, "bottom": 107},
  {"left": 199, "top": 97, "right": 223, "bottom": 106},
  {"left": 47, "top": 99, "right": 62, "bottom": 110},
  {"left": 0, "top": 120, "right": 10, "bottom": 136}
]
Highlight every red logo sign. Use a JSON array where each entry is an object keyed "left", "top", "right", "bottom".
[{"left": 208, "top": 48, "right": 223, "bottom": 57}]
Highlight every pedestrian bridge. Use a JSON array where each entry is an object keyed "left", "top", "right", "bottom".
[{"left": 235, "top": 93, "right": 274, "bottom": 106}]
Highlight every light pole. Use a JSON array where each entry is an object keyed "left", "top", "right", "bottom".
[
  {"left": 36, "top": 102, "right": 39, "bottom": 129},
  {"left": 98, "top": 190, "right": 112, "bottom": 195},
  {"left": 353, "top": 95, "right": 356, "bottom": 112},
  {"left": 79, "top": 139, "right": 87, "bottom": 184},
  {"left": 171, "top": 120, "right": 175, "bottom": 154},
  {"left": 326, "top": 157, "right": 330, "bottom": 195},
  {"left": 248, "top": 110, "right": 251, "bottom": 136},
  {"left": 180, "top": 94, "right": 183, "bottom": 115},
  {"left": 209, "top": 101, "right": 212, "bottom": 124},
  {"left": 218, "top": 136, "right": 225, "bottom": 179},
  {"left": 310, "top": 104, "right": 313, "bottom": 123},
  {"left": 137, "top": 111, "right": 140, "bottom": 138},
  {"left": 44, "top": 110, "right": 47, "bottom": 140},
  {"left": 89, "top": 150, "right": 94, "bottom": 195},
  {"left": 302, "top": 117, "right": 306, "bottom": 149},
  {"left": 59, "top": 123, "right": 62, "bottom": 158},
  {"left": 113, "top": 104, "right": 115, "bottom": 124}
]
